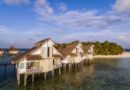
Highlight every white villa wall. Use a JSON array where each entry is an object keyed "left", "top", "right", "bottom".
[
  {"left": 0, "top": 51, "right": 4, "bottom": 55},
  {"left": 31, "top": 48, "right": 41, "bottom": 55},
  {"left": 53, "top": 47, "right": 61, "bottom": 55},
  {"left": 72, "top": 43, "right": 84, "bottom": 54},
  {"left": 9, "top": 51, "right": 19, "bottom": 54},
  {"left": 17, "top": 39, "right": 62, "bottom": 74},
  {"left": 40, "top": 59, "right": 53, "bottom": 72}
]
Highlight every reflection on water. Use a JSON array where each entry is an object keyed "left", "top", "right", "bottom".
[{"left": 0, "top": 58, "right": 130, "bottom": 90}]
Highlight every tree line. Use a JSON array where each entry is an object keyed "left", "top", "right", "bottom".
[{"left": 82, "top": 41, "right": 124, "bottom": 55}]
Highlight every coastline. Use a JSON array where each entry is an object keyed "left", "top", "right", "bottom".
[{"left": 94, "top": 52, "right": 130, "bottom": 58}]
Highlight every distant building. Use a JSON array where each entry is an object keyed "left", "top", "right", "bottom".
[
  {"left": 82, "top": 44, "right": 94, "bottom": 60},
  {"left": 56, "top": 41, "right": 85, "bottom": 64},
  {"left": 8, "top": 46, "right": 19, "bottom": 56},
  {"left": 12, "top": 38, "right": 94, "bottom": 86},
  {"left": 12, "top": 38, "right": 62, "bottom": 75},
  {"left": 0, "top": 48, "right": 4, "bottom": 57}
]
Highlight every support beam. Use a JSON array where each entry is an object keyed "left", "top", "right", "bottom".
[
  {"left": 32, "top": 73, "right": 34, "bottom": 83},
  {"left": 44, "top": 72, "right": 47, "bottom": 80},
  {"left": 69, "top": 64, "right": 71, "bottom": 71},
  {"left": 24, "top": 74, "right": 27, "bottom": 86},
  {"left": 59, "top": 67, "right": 61, "bottom": 75},
  {"left": 17, "top": 72, "right": 20, "bottom": 86},
  {"left": 64, "top": 64, "right": 66, "bottom": 71},
  {"left": 52, "top": 70, "right": 54, "bottom": 77}
]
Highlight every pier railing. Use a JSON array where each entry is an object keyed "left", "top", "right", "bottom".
[{"left": 25, "top": 68, "right": 43, "bottom": 74}]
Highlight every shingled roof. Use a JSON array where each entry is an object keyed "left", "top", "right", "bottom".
[
  {"left": 35, "top": 38, "right": 53, "bottom": 45},
  {"left": 0, "top": 48, "right": 3, "bottom": 51},
  {"left": 53, "top": 54, "right": 62, "bottom": 58},
  {"left": 82, "top": 44, "right": 92, "bottom": 53},
  {"left": 9, "top": 46, "right": 19, "bottom": 52},
  {"left": 12, "top": 38, "right": 53, "bottom": 63},
  {"left": 26, "top": 55, "right": 43, "bottom": 60},
  {"left": 57, "top": 42, "right": 80, "bottom": 57},
  {"left": 12, "top": 46, "right": 40, "bottom": 63}
]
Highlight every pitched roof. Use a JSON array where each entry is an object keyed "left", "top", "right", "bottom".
[
  {"left": 12, "top": 46, "right": 40, "bottom": 63},
  {"left": 26, "top": 55, "right": 43, "bottom": 60},
  {"left": 57, "top": 42, "right": 80, "bottom": 57},
  {"left": 35, "top": 38, "right": 53, "bottom": 46},
  {"left": 82, "top": 45, "right": 92, "bottom": 53},
  {"left": 9, "top": 46, "right": 19, "bottom": 51},
  {"left": 53, "top": 54, "right": 62, "bottom": 58},
  {"left": 70, "top": 53, "right": 78, "bottom": 57},
  {"left": 0, "top": 48, "right": 3, "bottom": 51},
  {"left": 12, "top": 38, "right": 54, "bottom": 63}
]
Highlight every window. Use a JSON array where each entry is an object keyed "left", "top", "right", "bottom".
[
  {"left": 26, "top": 62, "right": 40, "bottom": 69},
  {"left": 47, "top": 47, "right": 50, "bottom": 57},
  {"left": 19, "top": 63, "right": 24, "bottom": 69},
  {"left": 76, "top": 48, "right": 79, "bottom": 54}
]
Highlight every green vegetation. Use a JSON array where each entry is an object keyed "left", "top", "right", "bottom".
[{"left": 82, "top": 41, "right": 124, "bottom": 55}]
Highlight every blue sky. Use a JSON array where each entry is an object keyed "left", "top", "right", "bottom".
[{"left": 0, "top": 0, "right": 130, "bottom": 48}]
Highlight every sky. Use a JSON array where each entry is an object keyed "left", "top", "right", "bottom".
[{"left": 0, "top": 0, "right": 130, "bottom": 48}]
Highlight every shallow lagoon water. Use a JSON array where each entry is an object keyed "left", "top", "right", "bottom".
[{"left": 0, "top": 57, "right": 130, "bottom": 90}]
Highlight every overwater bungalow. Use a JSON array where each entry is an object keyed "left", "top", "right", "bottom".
[
  {"left": 0, "top": 48, "right": 4, "bottom": 57},
  {"left": 8, "top": 46, "right": 19, "bottom": 56},
  {"left": 56, "top": 41, "right": 85, "bottom": 69},
  {"left": 82, "top": 44, "right": 94, "bottom": 60},
  {"left": 12, "top": 38, "right": 95, "bottom": 86},
  {"left": 12, "top": 38, "right": 63, "bottom": 86}
]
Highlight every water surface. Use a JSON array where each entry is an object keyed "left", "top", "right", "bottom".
[{"left": 0, "top": 58, "right": 130, "bottom": 90}]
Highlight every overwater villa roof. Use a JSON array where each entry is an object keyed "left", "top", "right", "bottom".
[
  {"left": 9, "top": 46, "right": 19, "bottom": 51},
  {"left": 0, "top": 48, "right": 3, "bottom": 51},
  {"left": 70, "top": 53, "right": 78, "bottom": 57},
  {"left": 57, "top": 42, "right": 80, "bottom": 57},
  {"left": 53, "top": 54, "right": 62, "bottom": 58},
  {"left": 12, "top": 45, "right": 41, "bottom": 63},
  {"left": 26, "top": 55, "right": 43, "bottom": 60},
  {"left": 12, "top": 38, "right": 56, "bottom": 63},
  {"left": 82, "top": 45, "right": 92, "bottom": 53},
  {"left": 35, "top": 38, "right": 54, "bottom": 46}
]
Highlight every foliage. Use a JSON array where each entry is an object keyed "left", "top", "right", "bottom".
[{"left": 82, "top": 41, "right": 124, "bottom": 55}]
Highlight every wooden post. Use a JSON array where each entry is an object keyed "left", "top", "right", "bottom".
[
  {"left": 59, "top": 67, "right": 61, "bottom": 75},
  {"left": 63, "top": 64, "right": 66, "bottom": 71},
  {"left": 52, "top": 70, "right": 54, "bottom": 77},
  {"left": 44, "top": 72, "right": 47, "bottom": 80},
  {"left": 32, "top": 73, "right": 34, "bottom": 83},
  {"left": 78, "top": 63, "right": 79, "bottom": 69},
  {"left": 69, "top": 64, "right": 71, "bottom": 71},
  {"left": 17, "top": 72, "right": 20, "bottom": 86},
  {"left": 24, "top": 74, "right": 27, "bottom": 86}
]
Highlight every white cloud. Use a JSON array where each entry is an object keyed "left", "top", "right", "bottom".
[
  {"left": 113, "top": 0, "right": 130, "bottom": 13},
  {"left": 36, "top": 9, "right": 130, "bottom": 30},
  {"left": 58, "top": 2, "right": 67, "bottom": 12},
  {"left": 34, "top": 0, "right": 53, "bottom": 20},
  {"left": 3, "top": 0, "right": 30, "bottom": 5}
]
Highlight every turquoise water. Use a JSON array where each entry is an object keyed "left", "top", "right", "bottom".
[{"left": 0, "top": 58, "right": 130, "bottom": 90}]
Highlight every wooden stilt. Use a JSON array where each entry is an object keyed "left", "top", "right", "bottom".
[
  {"left": 64, "top": 64, "right": 66, "bottom": 71},
  {"left": 69, "top": 64, "right": 71, "bottom": 71},
  {"left": 32, "top": 73, "right": 34, "bottom": 83},
  {"left": 24, "top": 74, "right": 27, "bottom": 86},
  {"left": 52, "top": 70, "right": 54, "bottom": 77},
  {"left": 17, "top": 73, "right": 20, "bottom": 86},
  {"left": 59, "top": 67, "right": 61, "bottom": 75},
  {"left": 44, "top": 72, "right": 47, "bottom": 80}
]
